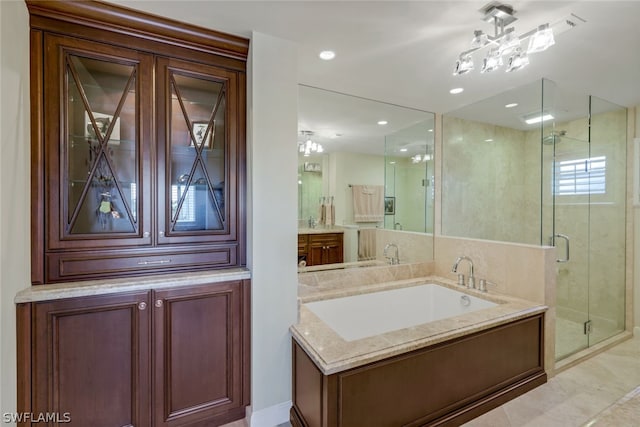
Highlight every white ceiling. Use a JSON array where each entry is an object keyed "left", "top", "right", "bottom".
[
  {"left": 111, "top": 0, "right": 640, "bottom": 152},
  {"left": 111, "top": 0, "right": 640, "bottom": 112}
]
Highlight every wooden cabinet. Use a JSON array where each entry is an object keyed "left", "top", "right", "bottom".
[
  {"left": 27, "top": 0, "right": 248, "bottom": 284},
  {"left": 18, "top": 280, "right": 250, "bottom": 427},
  {"left": 306, "top": 233, "right": 344, "bottom": 266},
  {"left": 291, "top": 314, "right": 546, "bottom": 427}
]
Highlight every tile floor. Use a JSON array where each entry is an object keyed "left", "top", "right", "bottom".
[{"left": 223, "top": 334, "right": 640, "bottom": 427}]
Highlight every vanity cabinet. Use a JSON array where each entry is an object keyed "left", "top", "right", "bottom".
[
  {"left": 299, "top": 233, "right": 344, "bottom": 266},
  {"left": 28, "top": 0, "right": 248, "bottom": 284},
  {"left": 18, "top": 279, "right": 251, "bottom": 427}
]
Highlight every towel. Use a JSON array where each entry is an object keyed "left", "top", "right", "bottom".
[
  {"left": 324, "top": 202, "right": 333, "bottom": 226},
  {"left": 352, "top": 185, "right": 384, "bottom": 222},
  {"left": 319, "top": 202, "right": 326, "bottom": 225},
  {"left": 358, "top": 228, "right": 376, "bottom": 261},
  {"left": 330, "top": 203, "right": 335, "bottom": 226}
]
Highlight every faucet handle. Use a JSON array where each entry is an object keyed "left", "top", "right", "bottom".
[
  {"left": 478, "top": 279, "right": 497, "bottom": 293},
  {"left": 457, "top": 273, "right": 465, "bottom": 287}
]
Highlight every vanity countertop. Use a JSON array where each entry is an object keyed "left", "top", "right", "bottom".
[
  {"left": 15, "top": 268, "right": 251, "bottom": 303},
  {"left": 298, "top": 226, "right": 345, "bottom": 234},
  {"left": 291, "top": 276, "right": 547, "bottom": 375}
]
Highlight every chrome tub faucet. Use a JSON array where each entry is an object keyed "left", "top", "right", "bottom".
[
  {"left": 451, "top": 255, "right": 475, "bottom": 289},
  {"left": 384, "top": 243, "right": 400, "bottom": 265}
]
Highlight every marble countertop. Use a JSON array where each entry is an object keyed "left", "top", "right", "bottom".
[
  {"left": 291, "top": 276, "right": 547, "bottom": 375},
  {"left": 298, "top": 226, "right": 345, "bottom": 234},
  {"left": 15, "top": 268, "right": 251, "bottom": 303}
]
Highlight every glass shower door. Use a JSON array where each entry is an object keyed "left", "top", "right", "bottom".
[{"left": 551, "top": 134, "right": 592, "bottom": 360}]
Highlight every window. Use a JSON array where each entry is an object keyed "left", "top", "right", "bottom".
[
  {"left": 171, "top": 185, "right": 196, "bottom": 222},
  {"left": 554, "top": 156, "right": 606, "bottom": 196}
]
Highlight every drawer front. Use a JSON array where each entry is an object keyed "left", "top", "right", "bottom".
[
  {"left": 308, "top": 233, "right": 343, "bottom": 244},
  {"left": 46, "top": 246, "right": 236, "bottom": 282}
]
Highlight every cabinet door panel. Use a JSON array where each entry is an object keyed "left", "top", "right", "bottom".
[
  {"left": 33, "top": 292, "right": 151, "bottom": 427},
  {"left": 154, "top": 281, "right": 246, "bottom": 426},
  {"left": 44, "top": 34, "right": 153, "bottom": 250},
  {"left": 157, "top": 57, "right": 239, "bottom": 245}
]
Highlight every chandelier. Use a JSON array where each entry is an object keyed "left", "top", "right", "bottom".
[
  {"left": 453, "top": 3, "right": 583, "bottom": 75},
  {"left": 298, "top": 130, "right": 323, "bottom": 157}
]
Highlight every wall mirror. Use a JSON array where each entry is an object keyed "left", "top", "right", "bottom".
[{"left": 297, "top": 85, "right": 435, "bottom": 271}]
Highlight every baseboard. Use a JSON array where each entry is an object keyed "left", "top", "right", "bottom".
[
  {"left": 250, "top": 400, "right": 292, "bottom": 427},
  {"left": 634, "top": 326, "right": 640, "bottom": 337}
]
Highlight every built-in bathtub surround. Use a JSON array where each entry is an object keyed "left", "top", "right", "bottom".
[
  {"left": 293, "top": 276, "right": 546, "bottom": 374},
  {"left": 292, "top": 275, "right": 546, "bottom": 425}
]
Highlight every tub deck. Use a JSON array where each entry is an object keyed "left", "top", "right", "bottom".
[
  {"left": 292, "top": 276, "right": 547, "bottom": 375},
  {"left": 291, "top": 276, "right": 548, "bottom": 426}
]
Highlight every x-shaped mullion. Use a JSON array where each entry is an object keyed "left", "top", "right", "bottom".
[
  {"left": 66, "top": 55, "right": 138, "bottom": 232},
  {"left": 170, "top": 75, "right": 226, "bottom": 228}
]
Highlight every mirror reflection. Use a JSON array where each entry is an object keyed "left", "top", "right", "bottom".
[{"left": 297, "top": 85, "right": 435, "bottom": 270}]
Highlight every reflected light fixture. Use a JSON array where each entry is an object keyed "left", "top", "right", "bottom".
[
  {"left": 298, "top": 130, "right": 323, "bottom": 157},
  {"left": 523, "top": 111, "right": 554, "bottom": 125},
  {"left": 453, "top": 3, "right": 583, "bottom": 76}
]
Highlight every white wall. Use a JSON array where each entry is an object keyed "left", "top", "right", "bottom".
[
  {"left": 247, "top": 32, "right": 298, "bottom": 425},
  {"left": 0, "top": 0, "right": 31, "bottom": 421},
  {"left": 634, "top": 106, "right": 640, "bottom": 333}
]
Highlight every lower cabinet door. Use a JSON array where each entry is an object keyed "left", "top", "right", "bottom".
[
  {"left": 32, "top": 291, "right": 151, "bottom": 427},
  {"left": 153, "top": 280, "right": 249, "bottom": 426}
]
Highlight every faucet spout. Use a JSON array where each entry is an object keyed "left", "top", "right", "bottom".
[{"left": 451, "top": 256, "right": 475, "bottom": 289}]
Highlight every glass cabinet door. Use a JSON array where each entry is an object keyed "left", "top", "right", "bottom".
[
  {"left": 157, "top": 57, "right": 239, "bottom": 245},
  {"left": 45, "top": 35, "right": 152, "bottom": 249}
]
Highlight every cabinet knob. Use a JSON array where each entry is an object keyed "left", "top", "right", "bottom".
[
  {"left": 138, "top": 302, "right": 147, "bottom": 310},
  {"left": 159, "top": 231, "right": 165, "bottom": 236},
  {"left": 143, "top": 231, "right": 150, "bottom": 237},
  {"left": 155, "top": 299, "right": 163, "bottom": 308}
]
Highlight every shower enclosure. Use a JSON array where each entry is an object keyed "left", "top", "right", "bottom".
[
  {"left": 384, "top": 118, "right": 436, "bottom": 234},
  {"left": 442, "top": 79, "right": 627, "bottom": 361}
]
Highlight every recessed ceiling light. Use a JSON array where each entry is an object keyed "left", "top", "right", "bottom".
[
  {"left": 319, "top": 50, "right": 336, "bottom": 60},
  {"left": 389, "top": 161, "right": 396, "bottom": 165},
  {"left": 485, "top": 138, "right": 494, "bottom": 142},
  {"left": 377, "top": 120, "right": 388, "bottom": 125},
  {"left": 505, "top": 103, "right": 518, "bottom": 108},
  {"left": 428, "top": 129, "right": 434, "bottom": 132},
  {"left": 400, "top": 148, "right": 408, "bottom": 152},
  {"left": 524, "top": 113, "right": 554, "bottom": 125},
  {"left": 449, "top": 88, "right": 464, "bottom": 94}
]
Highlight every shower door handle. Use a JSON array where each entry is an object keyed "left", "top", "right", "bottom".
[{"left": 553, "top": 234, "right": 570, "bottom": 263}]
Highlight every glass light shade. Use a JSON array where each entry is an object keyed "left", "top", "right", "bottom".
[
  {"left": 453, "top": 55, "right": 474, "bottom": 75},
  {"left": 481, "top": 49, "right": 503, "bottom": 73},
  {"left": 527, "top": 24, "right": 555, "bottom": 53},
  {"left": 470, "top": 30, "right": 488, "bottom": 49},
  {"left": 506, "top": 49, "right": 530, "bottom": 72},
  {"left": 498, "top": 29, "right": 520, "bottom": 56}
]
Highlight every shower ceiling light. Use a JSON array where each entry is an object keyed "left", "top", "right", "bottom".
[
  {"left": 453, "top": 3, "right": 583, "bottom": 75},
  {"left": 523, "top": 112, "right": 554, "bottom": 125}
]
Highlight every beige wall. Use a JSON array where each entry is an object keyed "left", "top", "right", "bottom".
[
  {"left": 441, "top": 116, "right": 540, "bottom": 244},
  {"left": 0, "top": 0, "right": 31, "bottom": 420},
  {"left": 247, "top": 31, "right": 299, "bottom": 422}
]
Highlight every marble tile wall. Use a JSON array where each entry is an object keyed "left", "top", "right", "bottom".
[{"left": 375, "top": 228, "right": 433, "bottom": 264}]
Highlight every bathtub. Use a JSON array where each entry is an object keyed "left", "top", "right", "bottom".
[
  {"left": 305, "top": 283, "right": 497, "bottom": 341},
  {"left": 291, "top": 280, "right": 547, "bottom": 426}
]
